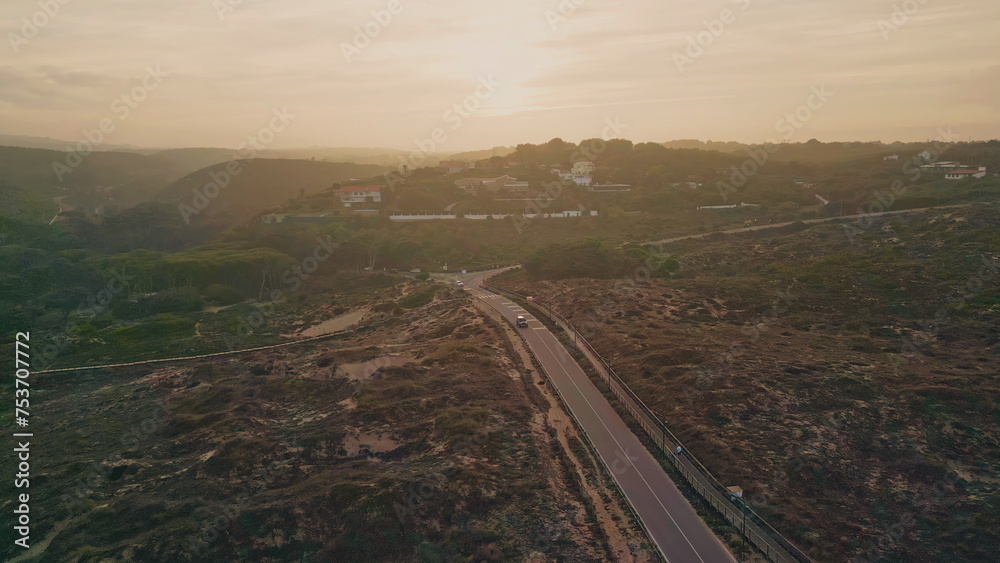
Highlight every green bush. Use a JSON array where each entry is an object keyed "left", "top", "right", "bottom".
[
  {"left": 399, "top": 290, "right": 436, "bottom": 308},
  {"left": 202, "top": 283, "right": 245, "bottom": 305},
  {"left": 141, "top": 287, "right": 205, "bottom": 314},
  {"left": 524, "top": 239, "right": 631, "bottom": 280}
]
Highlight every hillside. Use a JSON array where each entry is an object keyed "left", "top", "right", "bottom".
[
  {"left": 494, "top": 202, "right": 1000, "bottom": 562},
  {"left": 0, "top": 145, "right": 248, "bottom": 222},
  {"left": 146, "top": 148, "right": 249, "bottom": 176},
  {"left": 157, "top": 159, "right": 389, "bottom": 225},
  {"left": 259, "top": 146, "right": 514, "bottom": 167},
  {"left": 1, "top": 279, "right": 656, "bottom": 562},
  {"left": 0, "top": 134, "right": 148, "bottom": 153}
]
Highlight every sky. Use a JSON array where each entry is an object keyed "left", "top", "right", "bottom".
[{"left": 1, "top": 0, "right": 998, "bottom": 152}]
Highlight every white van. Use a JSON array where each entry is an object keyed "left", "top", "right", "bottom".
[{"left": 516, "top": 315, "right": 529, "bottom": 328}]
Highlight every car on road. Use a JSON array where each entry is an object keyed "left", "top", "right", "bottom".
[
  {"left": 516, "top": 315, "right": 529, "bottom": 328},
  {"left": 455, "top": 281, "right": 465, "bottom": 287}
]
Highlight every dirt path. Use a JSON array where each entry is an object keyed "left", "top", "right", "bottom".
[
  {"left": 639, "top": 203, "right": 975, "bottom": 247},
  {"left": 293, "top": 307, "right": 370, "bottom": 337},
  {"left": 48, "top": 195, "right": 73, "bottom": 225}
]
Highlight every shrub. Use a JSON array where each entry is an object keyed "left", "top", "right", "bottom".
[
  {"left": 141, "top": 286, "right": 205, "bottom": 314},
  {"left": 399, "top": 290, "right": 436, "bottom": 309},
  {"left": 524, "top": 239, "right": 632, "bottom": 280},
  {"left": 202, "top": 284, "right": 245, "bottom": 305}
]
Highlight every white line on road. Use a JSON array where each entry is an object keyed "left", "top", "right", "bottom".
[{"left": 530, "top": 333, "right": 715, "bottom": 563}]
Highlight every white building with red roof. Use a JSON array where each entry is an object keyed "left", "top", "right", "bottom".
[
  {"left": 340, "top": 185, "right": 383, "bottom": 207},
  {"left": 945, "top": 167, "right": 987, "bottom": 180}
]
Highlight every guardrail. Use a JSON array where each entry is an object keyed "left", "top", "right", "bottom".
[
  {"left": 481, "top": 280, "right": 813, "bottom": 563},
  {"left": 471, "top": 295, "right": 666, "bottom": 563}
]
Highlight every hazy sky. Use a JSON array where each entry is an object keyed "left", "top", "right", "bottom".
[{"left": 1, "top": 0, "right": 998, "bottom": 151}]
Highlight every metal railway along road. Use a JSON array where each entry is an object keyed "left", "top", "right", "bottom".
[{"left": 460, "top": 272, "right": 738, "bottom": 563}]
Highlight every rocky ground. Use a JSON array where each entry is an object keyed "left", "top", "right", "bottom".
[
  {"left": 3, "top": 278, "right": 657, "bottom": 562},
  {"left": 495, "top": 203, "right": 1000, "bottom": 562}
]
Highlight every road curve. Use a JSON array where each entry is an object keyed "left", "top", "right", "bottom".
[{"left": 462, "top": 277, "right": 736, "bottom": 563}]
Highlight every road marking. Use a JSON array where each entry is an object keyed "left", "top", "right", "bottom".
[{"left": 530, "top": 331, "right": 722, "bottom": 563}]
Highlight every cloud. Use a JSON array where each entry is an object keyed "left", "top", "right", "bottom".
[{"left": 0, "top": 0, "right": 997, "bottom": 148}]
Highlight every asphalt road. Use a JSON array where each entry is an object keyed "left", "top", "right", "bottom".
[{"left": 456, "top": 274, "right": 736, "bottom": 563}]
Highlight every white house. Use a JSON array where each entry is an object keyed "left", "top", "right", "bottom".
[
  {"left": 945, "top": 167, "right": 987, "bottom": 180},
  {"left": 502, "top": 181, "right": 530, "bottom": 196},
  {"left": 920, "top": 161, "right": 962, "bottom": 170},
  {"left": 454, "top": 178, "right": 484, "bottom": 195},
  {"left": 588, "top": 183, "right": 632, "bottom": 193},
  {"left": 341, "top": 186, "right": 382, "bottom": 207},
  {"left": 455, "top": 175, "right": 527, "bottom": 196},
  {"left": 572, "top": 161, "right": 596, "bottom": 175},
  {"left": 439, "top": 160, "right": 476, "bottom": 173},
  {"left": 698, "top": 202, "right": 761, "bottom": 210},
  {"left": 480, "top": 175, "right": 521, "bottom": 194},
  {"left": 883, "top": 154, "right": 900, "bottom": 161},
  {"left": 260, "top": 214, "right": 288, "bottom": 224}
]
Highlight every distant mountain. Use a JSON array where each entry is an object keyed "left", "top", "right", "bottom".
[
  {"left": 157, "top": 159, "right": 389, "bottom": 225},
  {"left": 0, "top": 145, "right": 252, "bottom": 213},
  {"left": 662, "top": 139, "right": 752, "bottom": 153},
  {"left": 0, "top": 142, "right": 499, "bottom": 223},
  {"left": 255, "top": 146, "right": 515, "bottom": 167},
  {"left": 0, "top": 146, "right": 182, "bottom": 223},
  {"left": 444, "top": 146, "right": 515, "bottom": 162},
  {"left": 659, "top": 139, "right": 951, "bottom": 164},
  {"left": 148, "top": 147, "right": 248, "bottom": 174},
  {"left": 0, "top": 146, "right": 173, "bottom": 195},
  {"left": 258, "top": 147, "right": 412, "bottom": 166},
  {"left": 0, "top": 133, "right": 149, "bottom": 153},
  {"left": 0, "top": 134, "right": 519, "bottom": 168}
]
